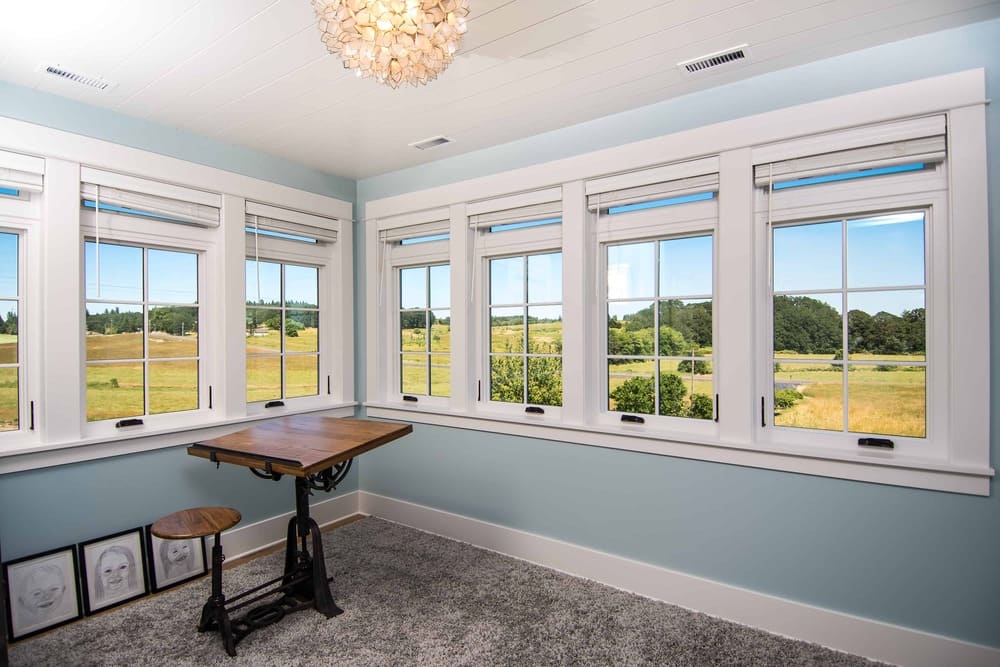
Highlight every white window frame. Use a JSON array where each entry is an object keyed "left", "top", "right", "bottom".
[
  {"left": 80, "top": 207, "right": 216, "bottom": 439},
  {"left": 0, "top": 221, "right": 37, "bottom": 446},
  {"left": 594, "top": 198, "right": 719, "bottom": 438},
  {"left": 364, "top": 69, "right": 992, "bottom": 495}
]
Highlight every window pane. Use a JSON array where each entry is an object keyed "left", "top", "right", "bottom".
[
  {"left": 773, "top": 362, "right": 843, "bottom": 431},
  {"left": 490, "top": 355, "right": 523, "bottom": 403},
  {"left": 285, "top": 355, "right": 318, "bottom": 398},
  {"left": 429, "top": 265, "right": 450, "bottom": 309},
  {"left": 607, "top": 302, "right": 654, "bottom": 357},
  {"left": 148, "top": 249, "right": 197, "bottom": 303},
  {"left": 527, "top": 253, "right": 561, "bottom": 303},
  {"left": 527, "top": 356, "right": 562, "bottom": 406},
  {"left": 0, "top": 366, "right": 16, "bottom": 431},
  {"left": 607, "top": 242, "right": 654, "bottom": 299},
  {"left": 490, "top": 307, "right": 523, "bottom": 354},
  {"left": 773, "top": 294, "right": 842, "bottom": 356},
  {"left": 608, "top": 359, "right": 654, "bottom": 414},
  {"left": 400, "top": 311, "right": 427, "bottom": 352},
  {"left": 847, "top": 213, "right": 924, "bottom": 288},
  {"left": 847, "top": 291, "right": 925, "bottom": 361},
  {"left": 245, "top": 260, "right": 281, "bottom": 306},
  {"left": 527, "top": 305, "right": 561, "bottom": 354},
  {"left": 659, "top": 300, "right": 711, "bottom": 356},
  {"left": 848, "top": 365, "right": 925, "bottom": 437},
  {"left": 86, "top": 304, "right": 144, "bottom": 360},
  {"left": 430, "top": 355, "right": 450, "bottom": 397},
  {"left": 773, "top": 221, "right": 841, "bottom": 292},
  {"left": 0, "top": 301, "right": 16, "bottom": 363},
  {"left": 246, "top": 356, "right": 281, "bottom": 402},
  {"left": 660, "top": 361, "right": 714, "bottom": 419},
  {"left": 285, "top": 310, "right": 318, "bottom": 353},
  {"left": 430, "top": 310, "right": 450, "bottom": 352},
  {"left": 285, "top": 264, "right": 318, "bottom": 308},
  {"left": 149, "top": 360, "right": 198, "bottom": 414},
  {"left": 149, "top": 306, "right": 198, "bottom": 358},
  {"left": 246, "top": 308, "right": 282, "bottom": 352},
  {"left": 490, "top": 256, "right": 524, "bottom": 305},
  {"left": 86, "top": 242, "right": 142, "bottom": 301},
  {"left": 0, "top": 232, "right": 16, "bottom": 296},
  {"left": 400, "top": 267, "right": 426, "bottom": 309},
  {"left": 86, "top": 362, "right": 144, "bottom": 421},
  {"left": 401, "top": 353, "right": 427, "bottom": 395},
  {"left": 660, "top": 236, "right": 712, "bottom": 297}
]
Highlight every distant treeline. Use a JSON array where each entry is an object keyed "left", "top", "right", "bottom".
[
  {"left": 774, "top": 295, "right": 924, "bottom": 355},
  {"left": 608, "top": 300, "right": 711, "bottom": 360},
  {"left": 86, "top": 306, "right": 198, "bottom": 335}
]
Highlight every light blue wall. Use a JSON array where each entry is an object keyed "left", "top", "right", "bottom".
[
  {"left": 357, "top": 19, "right": 1000, "bottom": 648},
  {"left": 0, "top": 86, "right": 359, "bottom": 560}
]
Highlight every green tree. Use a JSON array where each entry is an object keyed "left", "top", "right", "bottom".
[
  {"left": 659, "top": 374, "right": 687, "bottom": 416},
  {"left": 687, "top": 393, "right": 713, "bottom": 420},
  {"left": 676, "top": 359, "right": 711, "bottom": 374},
  {"left": 527, "top": 357, "right": 562, "bottom": 406},
  {"left": 609, "top": 376, "right": 654, "bottom": 415},
  {"left": 773, "top": 296, "right": 841, "bottom": 354},
  {"left": 490, "top": 355, "right": 523, "bottom": 403}
]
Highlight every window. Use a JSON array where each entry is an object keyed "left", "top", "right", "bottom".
[
  {"left": 399, "top": 264, "right": 450, "bottom": 398},
  {"left": 85, "top": 241, "right": 200, "bottom": 422},
  {"left": 487, "top": 252, "right": 562, "bottom": 407},
  {"left": 0, "top": 231, "right": 19, "bottom": 432},
  {"left": 245, "top": 260, "right": 320, "bottom": 402},
  {"left": 771, "top": 213, "right": 925, "bottom": 437},
  {"left": 606, "top": 235, "right": 714, "bottom": 420}
]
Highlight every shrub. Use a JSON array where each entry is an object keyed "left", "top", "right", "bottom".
[
  {"left": 774, "top": 389, "right": 802, "bottom": 410},
  {"left": 687, "top": 393, "right": 713, "bottom": 420},
  {"left": 677, "top": 359, "right": 712, "bottom": 374}
]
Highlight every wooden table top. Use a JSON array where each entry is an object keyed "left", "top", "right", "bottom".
[{"left": 188, "top": 416, "right": 412, "bottom": 477}]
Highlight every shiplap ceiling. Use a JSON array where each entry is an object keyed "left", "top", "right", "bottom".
[{"left": 1, "top": 0, "right": 997, "bottom": 179}]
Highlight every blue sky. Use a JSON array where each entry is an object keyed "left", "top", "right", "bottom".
[
  {"left": 85, "top": 242, "right": 197, "bottom": 304},
  {"left": 245, "top": 260, "right": 317, "bottom": 306},
  {"left": 773, "top": 212, "right": 925, "bottom": 316},
  {"left": 400, "top": 264, "right": 451, "bottom": 311},
  {"left": 607, "top": 235, "right": 712, "bottom": 300},
  {"left": 0, "top": 232, "right": 16, "bottom": 297}
]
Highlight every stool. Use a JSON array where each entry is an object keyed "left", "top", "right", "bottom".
[{"left": 152, "top": 507, "right": 241, "bottom": 656}]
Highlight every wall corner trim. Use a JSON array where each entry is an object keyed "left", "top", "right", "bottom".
[{"left": 358, "top": 491, "right": 1000, "bottom": 667}]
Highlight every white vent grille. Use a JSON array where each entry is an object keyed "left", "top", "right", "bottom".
[
  {"left": 409, "top": 135, "right": 452, "bottom": 150},
  {"left": 40, "top": 64, "right": 116, "bottom": 91},
  {"left": 678, "top": 45, "right": 750, "bottom": 76}
]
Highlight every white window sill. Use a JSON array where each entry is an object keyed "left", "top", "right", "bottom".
[
  {"left": 0, "top": 402, "right": 358, "bottom": 474},
  {"left": 363, "top": 402, "right": 994, "bottom": 496}
]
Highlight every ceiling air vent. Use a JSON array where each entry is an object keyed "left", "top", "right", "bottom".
[
  {"left": 677, "top": 45, "right": 750, "bottom": 76},
  {"left": 39, "top": 63, "right": 116, "bottom": 91},
  {"left": 409, "top": 135, "right": 452, "bottom": 151}
]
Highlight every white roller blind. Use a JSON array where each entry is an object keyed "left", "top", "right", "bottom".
[
  {"left": 0, "top": 148, "right": 44, "bottom": 193},
  {"left": 246, "top": 201, "right": 339, "bottom": 244},
  {"left": 585, "top": 156, "right": 719, "bottom": 212},
  {"left": 468, "top": 187, "right": 562, "bottom": 228},
  {"left": 377, "top": 206, "right": 450, "bottom": 242},
  {"left": 753, "top": 115, "right": 947, "bottom": 188},
  {"left": 81, "top": 168, "right": 221, "bottom": 227}
]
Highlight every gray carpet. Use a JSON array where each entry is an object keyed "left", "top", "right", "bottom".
[{"left": 9, "top": 517, "right": 883, "bottom": 666}]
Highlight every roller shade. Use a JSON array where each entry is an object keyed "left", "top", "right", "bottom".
[
  {"left": 586, "top": 157, "right": 718, "bottom": 211},
  {"left": 468, "top": 187, "right": 562, "bottom": 229},
  {"left": 377, "top": 207, "right": 450, "bottom": 243},
  {"left": 246, "top": 201, "right": 339, "bottom": 244},
  {"left": 753, "top": 115, "right": 946, "bottom": 188},
  {"left": 81, "top": 167, "right": 221, "bottom": 227},
  {"left": 0, "top": 148, "right": 44, "bottom": 193}
]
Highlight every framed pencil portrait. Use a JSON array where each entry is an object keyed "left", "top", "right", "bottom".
[
  {"left": 3, "top": 546, "right": 83, "bottom": 641},
  {"left": 79, "top": 528, "right": 148, "bottom": 615},
  {"left": 144, "top": 525, "right": 207, "bottom": 592}
]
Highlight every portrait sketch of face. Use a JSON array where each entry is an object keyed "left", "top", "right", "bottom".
[
  {"left": 81, "top": 530, "right": 148, "bottom": 613},
  {"left": 5, "top": 549, "right": 80, "bottom": 639},
  {"left": 148, "top": 531, "right": 206, "bottom": 591}
]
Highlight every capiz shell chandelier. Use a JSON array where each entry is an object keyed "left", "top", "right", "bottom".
[{"left": 312, "top": 0, "right": 470, "bottom": 88}]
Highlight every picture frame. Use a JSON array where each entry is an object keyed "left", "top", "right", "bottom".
[
  {"left": 79, "top": 528, "right": 148, "bottom": 615},
  {"left": 3, "top": 545, "right": 83, "bottom": 640},
  {"left": 143, "top": 525, "right": 207, "bottom": 592}
]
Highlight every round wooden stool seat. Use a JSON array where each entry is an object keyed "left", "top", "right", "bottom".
[{"left": 152, "top": 507, "right": 241, "bottom": 540}]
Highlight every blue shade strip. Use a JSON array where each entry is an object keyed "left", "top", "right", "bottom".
[
  {"left": 772, "top": 163, "right": 926, "bottom": 190},
  {"left": 83, "top": 199, "right": 188, "bottom": 224},
  {"left": 401, "top": 233, "right": 450, "bottom": 245},
  {"left": 608, "top": 191, "right": 715, "bottom": 215},
  {"left": 0, "top": 187, "right": 20, "bottom": 197},
  {"left": 489, "top": 217, "right": 562, "bottom": 233},
  {"left": 244, "top": 227, "right": 318, "bottom": 244}
]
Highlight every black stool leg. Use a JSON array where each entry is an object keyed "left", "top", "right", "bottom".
[{"left": 198, "top": 532, "right": 237, "bottom": 657}]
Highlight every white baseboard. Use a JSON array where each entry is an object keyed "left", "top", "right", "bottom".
[
  {"left": 358, "top": 491, "right": 999, "bottom": 667},
  {"left": 219, "top": 490, "right": 361, "bottom": 561}
]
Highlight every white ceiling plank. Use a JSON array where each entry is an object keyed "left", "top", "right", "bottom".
[{"left": 118, "top": 0, "right": 316, "bottom": 118}]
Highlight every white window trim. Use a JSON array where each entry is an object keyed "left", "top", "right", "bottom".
[
  {"left": 364, "top": 69, "right": 993, "bottom": 496},
  {"left": 0, "top": 118, "right": 355, "bottom": 472}
]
